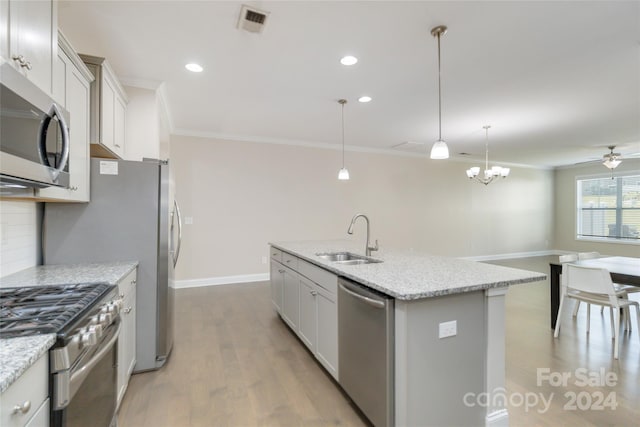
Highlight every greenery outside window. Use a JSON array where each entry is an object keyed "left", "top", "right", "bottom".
[{"left": 577, "top": 174, "right": 640, "bottom": 242}]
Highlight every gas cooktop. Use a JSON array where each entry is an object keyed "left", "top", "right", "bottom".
[{"left": 0, "top": 283, "right": 114, "bottom": 339}]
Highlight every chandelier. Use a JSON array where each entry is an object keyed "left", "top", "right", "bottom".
[{"left": 465, "top": 126, "right": 510, "bottom": 185}]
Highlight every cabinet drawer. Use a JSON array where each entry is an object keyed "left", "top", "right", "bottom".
[
  {"left": 281, "top": 252, "right": 298, "bottom": 270},
  {"left": 0, "top": 355, "right": 48, "bottom": 427},
  {"left": 270, "top": 247, "right": 282, "bottom": 262},
  {"left": 298, "top": 258, "right": 337, "bottom": 294},
  {"left": 118, "top": 269, "right": 137, "bottom": 299}
]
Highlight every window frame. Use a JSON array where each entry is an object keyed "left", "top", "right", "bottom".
[{"left": 575, "top": 172, "right": 640, "bottom": 245}]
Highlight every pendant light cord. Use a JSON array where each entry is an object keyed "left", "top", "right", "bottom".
[
  {"left": 340, "top": 100, "right": 346, "bottom": 168},
  {"left": 484, "top": 126, "right": 490, "bottom": 171},
  {"left": 437, "top": 32, "right": 442, "bottom": 141}
]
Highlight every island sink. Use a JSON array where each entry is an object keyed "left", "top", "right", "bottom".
[{"left": 315, "top": 252, "right": 383, "bottom": 265}]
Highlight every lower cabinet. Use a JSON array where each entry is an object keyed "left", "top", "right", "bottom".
[
  {"left": 116, "top": 268, "right": 137, "bottom": 409},
  {"left": 281, "top": 266, "right": 300, "bottom": 331},
  {"left": 0, "top": 354, "right": 48, "bottom": 427},
  {"left": 269, "top": 259, "right": 284, "bottom": 312},
  {"left": 269, "top": 247, "right": 339, "bottom": 380}
]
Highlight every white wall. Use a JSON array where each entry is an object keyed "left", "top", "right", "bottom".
[
  {"left": 0, "top": 201, "right": 40, "bottom": 277},
  {"left": 171, "top": 135, "right": 554, "bottom": 282},
  {"left": 553, "top": 158, "right": 640, "bottom": 256}
]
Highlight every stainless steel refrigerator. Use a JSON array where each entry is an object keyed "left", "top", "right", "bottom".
[{"left": 43, "top": 158, "right": 182, "bottom": 372}]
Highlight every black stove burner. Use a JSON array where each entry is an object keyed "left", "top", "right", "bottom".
[{"left": 0, "top": 283, "right": 113, "bottom": 339}]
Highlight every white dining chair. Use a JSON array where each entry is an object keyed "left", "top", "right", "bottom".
[
  {"left": 574, "top": 252, "right": 639, "bottom": 318},
  {"left": 572, "top": 252, "right": 602, "bottom": 316},
  {"left": 554, "top": 264, "right": 640, "bottom": 359}
]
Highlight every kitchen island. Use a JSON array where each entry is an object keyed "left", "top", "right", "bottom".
[{"left": 270, "top": 240, "right": 546, "bottom": 427}]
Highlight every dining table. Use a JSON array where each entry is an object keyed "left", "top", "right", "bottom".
[{"left": 549, "top": 256, "right": 640, "bottom": 329}]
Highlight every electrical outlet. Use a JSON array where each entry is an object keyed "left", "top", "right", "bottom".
[
  {"left": 439, "top": 320, "right": 457, "bottom": 339},
  {"left": 261, "top": 256, "right": 267, "bottom": 264}
]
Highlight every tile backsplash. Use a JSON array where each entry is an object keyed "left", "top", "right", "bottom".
[{"left": 0, "top": 200, "right": 40, "bottom": 278}]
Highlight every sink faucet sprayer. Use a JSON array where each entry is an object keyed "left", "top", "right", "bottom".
[{"left": 347, "top": 213, "right": 379, "bottom": 256}]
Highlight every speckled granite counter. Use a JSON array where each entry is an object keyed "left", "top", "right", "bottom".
[
  {"left": 0, "top": 335, "right": 56, "bottom": 393},
  {"left": 0, "top": 261, "right": 138, "bottom": 394},
  {"left": 270, "top": 240, "right": 546, "bottom": 300},
  {"left": 0, "top": 261, "right": 138, "bottom": 288}
]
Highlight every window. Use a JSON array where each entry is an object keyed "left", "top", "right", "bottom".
[{"left": 577, "top": 175, "right": 640, "bottom": 242}]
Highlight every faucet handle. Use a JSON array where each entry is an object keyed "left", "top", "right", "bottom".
[{"left": 369, "top": 239, "right": 379, "bottom": 253}]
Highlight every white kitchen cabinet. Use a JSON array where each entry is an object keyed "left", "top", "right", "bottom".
[
  {"left": 0, "top": 354, "right": 48, "bottom": 427},
  {"left": 315, "top": 285, "right": 338, "bottom": 378},
  {"left": 269, "top": 259, "right": 284, "bottom": 312},
  {"left": 116, "top": 268, "right": 137, "bottom": 409},
  {"left": 38, "top": 32, "right": 93, "bottom": 202},
  {"left": 4, "top": 0, "right": 56, "bottom": 96},
  {"left": 298, "top": 276, "right": 317, "bottom": 351},
  {"left": 269, "top": 246, "right": 339, "bottom": 380},
  {"left": 80, "top": 54, "right": 128, "bottom": 159},
  {"left": 281, "top": 266, "right": 300, "bottom": 331}
]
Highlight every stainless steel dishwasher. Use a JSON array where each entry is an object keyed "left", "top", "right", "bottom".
[{"left": 338, "top": 277, "right": 394, "bottom": 427}]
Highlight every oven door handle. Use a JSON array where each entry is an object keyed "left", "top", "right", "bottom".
[{"left": 67, "top": 322, "right": 121, "bottom": 406}]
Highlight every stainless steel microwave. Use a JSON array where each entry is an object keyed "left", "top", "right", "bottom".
[{"left": 0, "top": 63, "right": 70, "bottom": 189}]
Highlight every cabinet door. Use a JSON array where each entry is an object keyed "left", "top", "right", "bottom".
[
  {"left": 113, "top": 95, "right": 126, "bottom": 158},
  {"left": 281, "top": 267, "right": 299, "bottom": 331},
  {"left": 270, "top": 260, "right": 284, "bottom": 313},
  {"left": 117, "top": 273, "right": 137, "bottom": 409},
  {"left": 38, "top": 50, "right": 91, "bottom": 202},
  {"left": 298, "top": 277, "right": 317, "bottom": 351},
  {"left": 101, "top": 74, "right": 116, "bottom": 151},
  {"left": 8, "top": 0, "right": 55, "bottom": 95},
  {"left": 316, "top": 287, "right": 338, "bottom": 380}
]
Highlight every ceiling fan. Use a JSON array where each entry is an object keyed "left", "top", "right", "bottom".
[{"left": 602, "top": 146, "right": 622, "bottom": 170}]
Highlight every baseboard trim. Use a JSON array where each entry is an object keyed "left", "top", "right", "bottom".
[{"left": 174, "top": 273, "right": 269, "bottom": 289}]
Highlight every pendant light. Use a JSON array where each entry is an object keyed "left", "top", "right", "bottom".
[
  {"left": 338, "top": 99, "right": 350, "bottom": 180},
  {"left": 465, "top": 126, "right": 510, "bottom": 185},
  {"left": 430, "top": 25, "right": 449, "bottom": 160}
]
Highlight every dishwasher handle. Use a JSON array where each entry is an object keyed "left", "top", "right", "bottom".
[{"left": 339, "top": 282, "right": 386, "bottom": 309}]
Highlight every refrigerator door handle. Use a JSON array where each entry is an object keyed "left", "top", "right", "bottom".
[{"left": 172, "top": 200, "right": 183, "bottom": 267}]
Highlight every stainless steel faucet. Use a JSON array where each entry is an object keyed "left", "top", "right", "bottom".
[{"left": 347, "top": 213, "right": 379, "bottom": 256}]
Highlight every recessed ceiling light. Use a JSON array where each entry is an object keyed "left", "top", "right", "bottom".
[
  {"left": 358, "top": 96, "right": 372, "bottom": 103},
  {"left": 340, "top": 55, "right": 358, "bottom": 66},
  {"left": 185, "top": 63, "right": 203, "bottom": 72}
]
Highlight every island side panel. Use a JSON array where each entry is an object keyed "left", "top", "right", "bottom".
[{"left": 395, "top": 291, "right": 486, "bottom": 427}]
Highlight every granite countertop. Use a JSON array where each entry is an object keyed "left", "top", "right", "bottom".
[
  {"left": 270, "top": 240, "right": 546, "bottom": 300},
  {"left": 0, "top": 261, "right": 138, "bottom": 394},
  {"left": 0, "top": 335, "right": 56, "bottom": 393},
  {"left": 0, "top": 261, "right": 138, "bottom": 288}
]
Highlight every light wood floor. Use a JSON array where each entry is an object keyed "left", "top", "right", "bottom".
[{"left": 118, "top": 256, "right": 639, "bottom": 426}]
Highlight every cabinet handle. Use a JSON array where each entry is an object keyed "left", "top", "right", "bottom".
[
  {"left": 278, "top": 269, "right": 285, "bottom": 274},
  {"left": 119, "top": 293, "right": 125, "bottom": 298},
  {"left": 311, "top": 290, "right": 318, "bottom": 296},
  {"left": 70, "top": 186, "right": 78, "bottom": 191},
  {"left": 114, "top": 144, "right": 121, "bottom": 148},
  {"left": 12, "top": 400, "right": 31, "bottom": 415},
  {"left": 285, "top": 259, "right": 291, "bottom": 263},
  {"left": 131, "top": 279, "right": 137, "bottom": 285},
  {"left": 124, "top": 307, "right": 133, "bottom": 314},
  {"left": 12, "top": 55, "right": 33, "bottom": 70}
]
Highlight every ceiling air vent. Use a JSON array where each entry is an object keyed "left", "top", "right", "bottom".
[{"left": 238, "top": 5, "right": 269, "bottom": 33}]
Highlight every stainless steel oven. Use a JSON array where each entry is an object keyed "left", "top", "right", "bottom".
[
  {"left": 51, "top": 319, "right": 120, "bottom": 427},
  {"left": 0, "top": 283, "right": 122, "bottom": 427}
]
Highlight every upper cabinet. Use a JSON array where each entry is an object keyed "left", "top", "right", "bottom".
[
  {"left": 2, "top": 0, "right": 57, "bottom": 96},
  {"left": 38, "top": 32, "right": 94, "bottom": 202},
  {"left": 80, "top": 54, "right": 128, "bottom": 159}
]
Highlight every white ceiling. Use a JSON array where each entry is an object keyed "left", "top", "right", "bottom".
[{"left": 58, "top": 1, "right": 640, "bottom": 168}]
